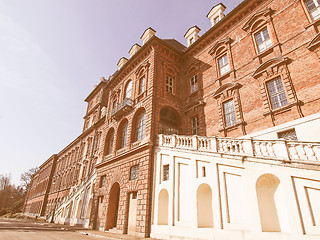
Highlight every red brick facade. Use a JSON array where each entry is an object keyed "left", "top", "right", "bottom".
[{"left": 24, "top": 0, "right": 320, "bottom": 237}]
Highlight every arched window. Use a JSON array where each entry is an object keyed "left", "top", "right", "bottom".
[
  {"left": 124, "top": 80, "right": 132, "bottom": 99},
  {"left": 135, "top": 110, "right": 146, "bottom": 141},
  {"left": 117, "top": 120, "right": 128, "bottom": 149},
  {"left": 104, "top": 128, "right": 114, "bottom": 156},
  {"left": 256, "top": 174, "right": 281, "bottom": 232},
  {"left": 139, "top": 76, "right": 146, "bottom": 94}
]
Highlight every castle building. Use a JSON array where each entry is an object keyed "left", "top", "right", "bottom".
[{"left": 23, "top": 0, "right": 320, "bottom": 239}]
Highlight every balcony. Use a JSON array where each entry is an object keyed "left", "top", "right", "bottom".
[{"left": 111, "top": 98, "right": 133, "bottom": 120}]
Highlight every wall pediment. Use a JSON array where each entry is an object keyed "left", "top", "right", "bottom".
[
  {"left": 212, "top": 82, "right": 241, "bottom": 98},
  {"left": 208, "top": 37, "right": 232, "bottom": 56},
  {"left": 242, "top": 8, "right": 272, "bottom": 32},
  {"left": 252, "top": 57, "right": 289, "bottom": 78},
  {"left": 307, "top": 33, "right": 320, "bottom": 51}
]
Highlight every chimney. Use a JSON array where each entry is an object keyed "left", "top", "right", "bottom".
[
  {"left": 141, "top": 27, "right": 156, "bottom": 45},
  {"left": 117, "top": 57, "right": 128, "bottom": 70},
  {"left": 207, "top": 3, "right": 226, "bottom": 27},
  {"left": 184, "top": 26, "right": 201, "bottom": 47},
  {"left": 129, "top": 43, "right": 141, "bottom": 58}
]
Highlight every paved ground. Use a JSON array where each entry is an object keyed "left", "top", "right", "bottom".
[{"left": 0, "top": 218, "right": 154, "bottom": 240}]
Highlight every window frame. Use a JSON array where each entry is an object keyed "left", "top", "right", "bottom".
[
  {"left": 304, "top": 0, "right": 320, "bottom": 21},
  {"left": 217, "top": 53, "right": 231, "bottom": 76},
  {"left": 119, "top": 121, "right": 128, "bottom": 149},
  {"left": 191, "top": 115, "right": 199, "bottom": 135},
  {"left": 163, "top": 164, "right": 169, "bottom": 181},
  {"left": 124, "top": 80, "right": 132, "bottom": 99},
  {"left": 135, "top": 111, "right": 146, "bottom": 141},
  {"left": 130, "top": 165, "right": 139, "bottom": 181},
  {"left": 139, "top": 76, "right": 146, "bottom": 95},
  {"left": 99, "top": 175, "right": 106, "bottom": 188},
  {"left": 222, "top": 99, "right": 237, "bottom": 127},
  {"left": 254, "top": 27, "right": 273, "bottom": 53},
  {"left": 165, "top": 75, "right": 174, "bottom": 94},
  {"left": 277, "top": 128, "right": 298, "bottom": 141},
  {"left": 190, "top": 74, "right": 198, "bottom": 94},
  {"left": 265, "top": 76, "right": 288, "bottom": 110}
]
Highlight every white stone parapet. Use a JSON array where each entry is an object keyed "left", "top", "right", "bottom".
[{"left": 158, "top": 134, "right": 320, "bottom": 163}]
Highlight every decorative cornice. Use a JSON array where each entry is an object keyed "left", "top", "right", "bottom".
[
  {"left": 307, "top": 32, "right": 320, "bottom": 51},
  {"left": 212, "top": 82, "right": 242, "bottom": 98},
  {"left": 252, "top": 57, "right": 289, "bottom": 78},
  {"left": 242, "top": 7, "right": 273, "bottom": 32}
]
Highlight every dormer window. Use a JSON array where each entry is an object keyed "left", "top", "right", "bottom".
[
  {"left": 184, "top": 26, "right": 200, "bottom": 47},
  {"left": 207, "top": 3, "right": 226, "bottom": 27}
]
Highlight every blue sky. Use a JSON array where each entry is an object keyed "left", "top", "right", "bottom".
[{"left": 0, "top": 0, "right": 243, "bottom": 185}]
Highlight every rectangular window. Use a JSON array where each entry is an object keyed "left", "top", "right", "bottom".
[
  {"left": 218, "top": 53, "right": 230, "bottom": 75},
  {"left": 202, "top": 166, "right": 206, "bottom": 177},
  {"left": 163, "top": 165, "right": 169, "bottom": 181},
  {"left": 136, "top": 113, "right": 146, "bottom": 141},
  {"left": 277, "top": 129, "right": 298, "bottom": 141},
  {"left": 139, "top": 76, "right": 145, "bottom": 94},
  {"left": 120, "top": 123, "right": 128, "bottom": 148},
  {"left": 255, "top": 27, "right": 272, "bottom": 52},
  {"left": 166, "top": 75, "right": 173, "bottom": 93},
  {"left": 130, "top": 165, "right": 139, "bottom": 180},
  {"left": 305, "top": 0, "right": 320, "bottom": 20},
  {"left": 191, "top": 115, "right": 199, "bottom": 135},
  {"left": 99, "top": 175, "right": 106, "bottom": 188},
  {"left": 223, "top": 99, "right": 237, "bottom": 127},
  {"left": 190, "top": 74, "right": 198, "bottom": 93},
  {"left": 266, "top": 77, "right": 288, "bottom": 109}
]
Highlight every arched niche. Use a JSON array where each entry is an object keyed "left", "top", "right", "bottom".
[
  {"left": 158, "top": 189, "right": 169, "bottom": 225},
  {"left": 197, "top": 184, "right": 213, "bottom": 228},
  {"left": 256, "top": 174, "right": 281, "bottom": 232},
  {"left": 106, "top": 182, "right": 120, "bottom": 230}
]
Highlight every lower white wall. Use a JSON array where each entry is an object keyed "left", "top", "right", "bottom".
[{"left": 151, "top": 146, "right": 320, "bottom": 240}]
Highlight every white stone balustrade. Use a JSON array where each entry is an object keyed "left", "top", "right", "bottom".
[{"left": 158, "top": 134, "right": 320, "bottom": 163}]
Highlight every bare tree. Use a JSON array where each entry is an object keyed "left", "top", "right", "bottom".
[
  {"left": 20, "top": 167, "right": 39, "bottom": 191},
  {"left": 0, "top": 174, "right": 11, "bottom": 191}
]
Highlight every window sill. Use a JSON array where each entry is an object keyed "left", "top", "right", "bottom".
[
  {"left": 305, "top": 18, "right": 320, "bottom": 30},
  {"left": 189, "top": 89, "right": 200, "bottom": 97},
  {"left": 218, "top": 121, "right": 246, "bottom": 132},
  {"left": 215, "top": 69, "right": 235, "bottom": 82},
  {"left": 136, "top": 91, "right": 146, "bottom": 102},
  {"left": 263, "top": 101, "right": 302, "bottom": 116},
  {"left": 252, "top": 42, "right": 280, "bottom": 60}
]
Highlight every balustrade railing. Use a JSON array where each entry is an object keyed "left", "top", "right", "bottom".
[
  {"left": 111, "top": 98, "right": 133, "bottom": 118},
  {"left": 158, "top": 134, "right": 320, "bottom": 163}
]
